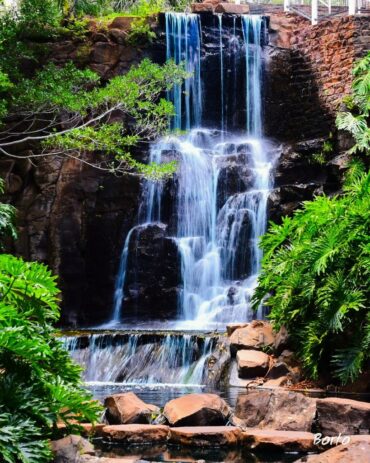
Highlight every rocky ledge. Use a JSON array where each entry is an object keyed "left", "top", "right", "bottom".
[{"left": 53, "top": 389, "right": 370, "bottom": 462}]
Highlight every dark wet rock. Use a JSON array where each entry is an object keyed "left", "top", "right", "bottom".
[
  {"left": 205, "top": 337, "right": 231, "bottom": 387},
  {"left": 316, "top": 398, "right": 370, "bottom": 436},
  {"left": 265, "top": 361, "right": 291, "bottom": 380},
  {"left": 235, "top": 390, "right": 316, "bottom": 432},
  {"left": 123, "top": 223, "right": 181, "bottom": 320},
  {"left": 163, "top": 393, "right": 231, "bottom": 427},
  {"left": 104, "top": 392, "right": 159, "bottom": 425}
]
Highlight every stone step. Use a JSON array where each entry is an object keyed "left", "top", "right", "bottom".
[{"left": 102, "top": 424, "right": 169, "bottom": 444}]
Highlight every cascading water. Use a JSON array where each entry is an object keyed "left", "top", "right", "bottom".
[
  {"left": 62, "top": 332, "right": 214, "bottom": 386},
  {"left": 111, "top": 13, "right": 276, "bottom": 330}
]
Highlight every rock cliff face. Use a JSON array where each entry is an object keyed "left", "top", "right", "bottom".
[{"left": 2, "top": 13, "right": 369, "bottom": 326}]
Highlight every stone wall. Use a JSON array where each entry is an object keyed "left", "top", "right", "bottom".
[{"left": 265, "top": 13, "right": 370, "bottom": 141}]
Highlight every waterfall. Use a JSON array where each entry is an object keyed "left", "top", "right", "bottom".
[
  {"left": 166, "top": 12, "right": 202, "bottom": 130},
  {"left": 62, "top": 333, "right": 215, "bottom": 386},
  {"left": 242, "top": 15, "right": 262, "bottom": 136},
  {"left": 110, "top": 13, "right": 274, "bottom": 328}
]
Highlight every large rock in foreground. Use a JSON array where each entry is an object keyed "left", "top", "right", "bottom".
[
  {"left": 230, "top": 321, "right": 275, "bottom": 354},
  {"left": 168, "top": 426, "right": 242, "bottom": 446},
  {"left": 316, "top": 397, "right": 370, "bottom": 436},
  {"left": 294, "top": 436, "right": 370, "bottom": 462},
  {"left": 242, "top": 429, "right": 316, "bottom": 452},
  {"left": 163, "top": 393, "right": 231, "bottom": 427},
  {"left": 104, "top": 392, "right": 159, "bottom": 424},
  {"left": 237, "top": 349, "right": 270, "bottom": 378},
  {"left": 51, "top": 435, "right": 95, "bottom": 463},
  {"left": 102, "top": 424, "right": 169, "bottom": 444},
  {"left": 235, "top": 390, "right": 316, "bottom": 432}
]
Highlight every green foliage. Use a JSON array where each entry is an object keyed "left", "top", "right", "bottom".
[
  {"left": 127, "top": 17, "right": 156, "bottom": 45},
  {"left": 310, "top": 137, "right": 333, "bottom": 165},
  {"left": 253, "top": 168, "right": 370, "bottom": 384},
  {"left": 2, "top": 58, "right": 186, "bottom": 178},
  {"left": 336, "top": 52, "right": 370, "bottom": 155},
  {"left": 0, "top": 179, "right": 17, "bottom": 245},
  {"left": 0, "top": 254, "right": 102, "bottom": 463}
]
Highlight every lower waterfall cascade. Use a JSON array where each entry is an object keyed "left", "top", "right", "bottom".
[{"left": 65, "top": 11, "right": 279, "bottom": 388}]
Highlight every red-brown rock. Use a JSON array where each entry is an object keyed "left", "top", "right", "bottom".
[
  {"left": 226, "top": 322, "right": 248, "bottom": 336},
  {"left": 191, "top": 3, "right": 214, "bottom": 12},
  {"left": 294, "top": 436, "right": 370, "bottom": 462},
  {"left": 316, "top": 397, "right": 370, "bottom": 436},
  {"left": 230, "top": 321, "right": 275, "bottom": 354},
  {"left": 91, "top": 42, "right": 119, "bottom": 65},
  {"left": 102, "top": 424, "right": 169, "bottom": 444},
  {"left": 51, "top": 435, "right": 95, "bottom": 463},
  {"left": 215, "top": 3, "right": 250, "bottom": 13},
  {"left": 242, "top": 429, "right": 316, "bottom": 452},
  {"left": 168, "top": 426, "right": 242, "bottom": 446},
  {"left": 235, "top": 390, "right": 316, "bottom": 432},
  {"left": 163, "top": 393, "right": 231, "bottom": 427},
  {"left": 108, "top": 16, "right": 134, "bottom": 31},
  {"left": 236, "top": 349, "right": 270, "bottom": 378},
  {"left": 104, "top": 392, "right": 159, "bottom": 425}
]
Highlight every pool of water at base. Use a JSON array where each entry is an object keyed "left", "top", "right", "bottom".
[
  {"left": 94, "top": 441, "right": 306, "bottom": 463},
  {"left": 87, "top": 383, "right": 246, "bottom": 408}
]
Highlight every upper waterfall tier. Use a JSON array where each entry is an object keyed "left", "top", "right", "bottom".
[{"left": 110, "top": 13, "right": 277, "bottom": 329}]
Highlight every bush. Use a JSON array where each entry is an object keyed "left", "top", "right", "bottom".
[
  {"left": 253, "top": 167, "right": 369, "bottom": 384},
  {"left": 0, "top": 254, "right": 102, "bottom": 463},
  {"left": 254, "top": 53, "right": 370, "bottom": 386}
]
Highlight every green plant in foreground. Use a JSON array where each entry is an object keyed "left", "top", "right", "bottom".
[
  {"left": 253, "top": 166, "right": 370, "bottom": 384},
  {"left": 336, "top": 51, "right": 370, "bottom": 155},
  {"left": 254, "top": 53, "right": 370, "bottom": 386},
  {"left": 0, "top": 253, "right": 102, "bottom": 463}
]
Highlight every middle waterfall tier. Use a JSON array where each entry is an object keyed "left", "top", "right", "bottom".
[{"left": 110, "top": 13, "right": 277, "bottom": 328}]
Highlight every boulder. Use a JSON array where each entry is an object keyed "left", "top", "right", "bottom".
[
  {"left": 274, "top": 326, "right": 290, "bottom": 355},
  {"left": 91, "top": 42, "right": 119, "bottom": 65},
  {"left": 230, "top": 321, "right": 275, "bottom": 354},
  {"left": 108, "top": 16, "right": 133, "bottom": 30},
  {"left": 108, "top": 28, "right": 127, "bottom": 44},
  {"left": 316, "top": 397, "right": 370, "bottom": 436},
  {"left": 242, "top": 429, "right": 316, "bottom": 452},
  {"left": 294, "top": 436, "right": 370, "bottom": 462},
  {"left": 215, "top": 3, "right": 250, "bottom": 13},
  {"left": 163, "top": 393, "right": 231, "bottom": 427},
  {"left": 51, "top": 435, "right": 95, "bottom": 463},
  {"left": 168, "top": 426, "right": 242, "bottom": 447},
  {"left": 104, "top": 392, "right": 159, "bottom": 425},
  {"left": 265, "top": 361, "right": 291, "bottom": 380},
  {"left": 226, "top": 323, "right": 248, "bottom": 337},
  {"left": 102, "top": 424, "right": 169, "bottom": 444},
  {"left": 191, "top": 3, "right": 214, "bottom": 12},
  {"left": 237, "top": 350, "right": 270, "bottom": 379},
  {"left": 235, "top": 390, "right": 316, "bottom": 432}
]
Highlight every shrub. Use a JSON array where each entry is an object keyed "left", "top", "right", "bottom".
[{"left": 0, "top": 253, "right": 102, "bottom": 462}]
